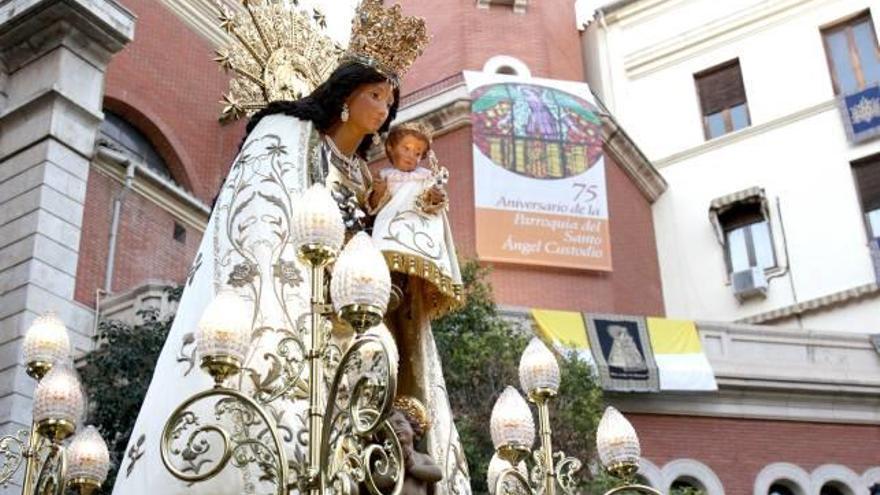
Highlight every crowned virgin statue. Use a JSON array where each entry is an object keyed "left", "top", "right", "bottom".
[{"left": 111, "top": 1, "right": 470, "bottom": 494}]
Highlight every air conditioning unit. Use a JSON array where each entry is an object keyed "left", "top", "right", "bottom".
[{"left": 731, "top": 266, "right": 768, "bottom": 301}]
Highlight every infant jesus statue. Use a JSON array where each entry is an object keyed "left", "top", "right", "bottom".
[{"left": 369, "top": 122, "right": 449, "bottom": 216}]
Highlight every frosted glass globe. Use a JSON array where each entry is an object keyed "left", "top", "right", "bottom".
[
  {"left": 66, "top": 426, "right": 111, "bottom": 485},
  {"left": 22, "top": 313, "right": 70, "bottom": 366},
  {"left": 489, "top": 386, "right": 535, "bottom": 452},
  {"left": 33, "top": 364, "right": 84, "bottom": 426},
  {"left": 596, "top": 406, "right": 641, "bottom": 470},
  {"left": 291, "top": 183, "right": 345, "bottom": 253},
  {"left": 330, "top": 232, "right": 391, "bottom": 312},
  {"left": 195, "top": 289, "right": 252, "bottom": 362},
  {"left": 518, "top": 337, "right": 560, "bottom": 397}
]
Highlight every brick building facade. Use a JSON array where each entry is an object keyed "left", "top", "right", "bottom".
[{"left": 1, "top": 1, "right": 878, "bottom": 494}]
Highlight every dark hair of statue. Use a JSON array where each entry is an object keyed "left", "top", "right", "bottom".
[{"left": 245, "top": 61, "right": 401, "bottom": 159}]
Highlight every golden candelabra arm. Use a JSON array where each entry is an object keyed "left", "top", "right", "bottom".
[
  {"left": 33, "top": 443, "right": 65, "bottom": 495},
  {"left": 0, "top": 428, "right": 31, "bottom": 488},
  {"left": 495, "top": 468, "right": 533, "bottom": 495},
  {"left": 602, "top": 484, "right": 663, "bottom": 495},
  {"left": 317, "top": 322, "right": 402, "bottom": 494},
  {"left": 159, "top": 387, "right": 289, "bottom": 495}
]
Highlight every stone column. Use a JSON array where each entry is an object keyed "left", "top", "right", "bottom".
[{"left": 0, "top": 0, "right": 134, "bottom": 490}]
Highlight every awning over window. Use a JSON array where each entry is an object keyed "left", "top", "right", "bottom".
[{"left": 708, "top": 186, "right": 769, "bottom": 243}]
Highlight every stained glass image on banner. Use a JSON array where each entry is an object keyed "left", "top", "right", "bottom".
[
  {"left": 464, "top": 72, "right": 612, "bottom": 271},
  {"left": 472, "top": 84, "right": 604, "bottom": 179}
]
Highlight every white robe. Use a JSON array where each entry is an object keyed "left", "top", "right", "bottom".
[{"left": 112, "top": 115, "right": 471, "bottom": 495}]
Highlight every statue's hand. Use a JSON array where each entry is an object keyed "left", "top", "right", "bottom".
[
  {"left": 427, "top": 185, "right": 447, "bottom": 204},
  {"left": 372, "top": 176, "right": 388, "bottom": 200}
]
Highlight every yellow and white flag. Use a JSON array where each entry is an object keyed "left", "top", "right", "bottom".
[
  {"left": 531, "top": 309, "right": 594, "bottom": 366},
  {"left": 529, "top": 310, "right": 717, "bottom": 392},
  {"left": 646, "top": 317, "right": 717, "bottom": 391}
]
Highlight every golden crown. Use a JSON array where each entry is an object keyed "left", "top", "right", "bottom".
[
  {"left": 393, "top": 396, "right": 431, "bottom": 436},
  {"left": 343, "top": 0, "right": 430, "bottom": 85}
]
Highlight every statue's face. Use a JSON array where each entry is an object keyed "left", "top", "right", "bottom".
[
  {"left": 389, "top": 134, "right": 428, "bottom": 172},
  {"left": 389, "top": 410, "right": 414, "bottom": 448},
  {"left": 345, "top": 81, "right": 395, "bottom": 134}
]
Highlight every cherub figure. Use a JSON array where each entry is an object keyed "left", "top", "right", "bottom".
[{"left": 389, "top": 396, "right": 443, "bottom": 495}]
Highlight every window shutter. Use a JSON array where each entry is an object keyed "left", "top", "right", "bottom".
[
  {"left": 854, "top": 156, "right": 880, "bottom": 212},
  {"left": 696, "top": 61, "right": 747, "bottom": 115},
  {"left": 719, "top": 201, "right": 764, "bottom": 232}
]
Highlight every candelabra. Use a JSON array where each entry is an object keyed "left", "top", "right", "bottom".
[
  {"left": 160, "top": 184, "right": 403, "bottom": 494},
  {"left": 0, "top": 315, "right": 111, "bottom": 495},
  {"left": 486, "top": 339, "right": 661, "bottom": 495}
]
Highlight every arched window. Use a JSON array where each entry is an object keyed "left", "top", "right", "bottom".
[
  {"left": 819, "top": 483, "right": 852, "bottom": 495},
  {"left": 99, "top": 111, "right": 173, "bottom": 180},
  {"left": 670, "top": 477, "right": 706, "bottom": 494},
  {"left": 768, "top": 481, "right": 801, "bottom": 495},
  {"left": 482, "top": 55, "right": 532, "bottom": 78}
]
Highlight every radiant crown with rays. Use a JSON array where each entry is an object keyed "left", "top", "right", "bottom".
[{"left": 215, "top": 0, "right": 429, "bottom": 120}]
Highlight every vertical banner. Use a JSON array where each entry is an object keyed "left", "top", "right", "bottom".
[{"left": 464, "top": 71, "right": 612, "bottom": 271}]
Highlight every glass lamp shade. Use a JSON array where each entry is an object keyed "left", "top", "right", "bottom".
[
  {"left": 195, "top": 289, "right": 252, "bottom": 363},
  {"left": 518, "top": 338, "right": 560, "bottom": 398},
  {"left": 33, "top": 364, "right": 84, "bottom": 426},
  {"left": 487, "top": 453, "right": 528, "bottom": 495},
  {"left": 489, "top": 386, "right": 535, "bottom": 455},
  {"left": 291, "top": 183, "right": 345, "bottom": 253},
  {"left": 596, "top": 406, "right": 641, "bottom": 471},
  {"left": 22, "top": 313, "right": 70, "bottom": 367},
  {"left": 66, "top": 426, "right": 110, "bottom": 486},
  {"left": 330, "top": 232, "right": 391, "bottom": 313}
]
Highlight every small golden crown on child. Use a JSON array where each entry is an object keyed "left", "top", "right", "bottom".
[{"left": 343, "top": 0, "right": 430, "bottom": 85}]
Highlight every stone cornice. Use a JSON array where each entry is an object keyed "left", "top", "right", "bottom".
[
  {"left": 601, "top": 0, "right": 821, "bottom": 79},
  {"left": 157, "top": 0, "right": 238, "bottom": 47},
  {"left": 654, "top": 98, "right": 838, "bottom": 168},
  {"left": 601, "top": 114, "right": 667, "bottom": 203},
  {"left": 738, "top": 282, "right": 880, "bottom": 325}
]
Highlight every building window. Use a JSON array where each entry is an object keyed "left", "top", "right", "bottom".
[
  {"left": 709, "top": 188, "right": 775, "bottom": 299},
  {"left": 721, "top": 203, "right": 776, "bottom": 273},
  {"left": 821, "top": 12, "right": 880, "bottom": 95},
  {"left": 670, "top": 477, "right": 706, "bottom": 494},
  {"left": 694, "top": 60, "right": 751, "bottom": 139},
  {"left": 695, "top": 59, "right": 750, "bottom": 139},
  {"left": 710, "top": 188, "right": 776, "bottom": 273},
  {"left": 483, "top": 55, "right": 532, "bottom": 77},
  {"left": 769, "top": 482, "right": 800, "bottom": 495},
  {"left": 819, "top": 483, "right": 851, "bottom": 495},
  {"left": 852, "top": 155, "right": 880, "bottom": 238},
  {"left": 476, "top": 0, "right": 527, "bottom": 13},
  {"left": 99, "top": 111, "right": 173, "bottom": 180},
  {"left": 173, "top": 222, "right": 187, "bottom": 244}
]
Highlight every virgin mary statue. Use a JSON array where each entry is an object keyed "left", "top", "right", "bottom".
[{"left": 111, "top": 2, "right": 471, "bottom": 494}]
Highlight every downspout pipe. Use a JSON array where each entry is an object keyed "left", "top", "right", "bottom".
[{"left": 98, "top": 146, "right": 136, "bottom": 293}]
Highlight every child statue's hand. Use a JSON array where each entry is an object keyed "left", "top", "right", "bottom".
[
  {"left": 369, "top": 176, "right": 389, "bottom": 209},
  {"left": 417, "top": 184, "right": 448, "bottom": 215}
]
